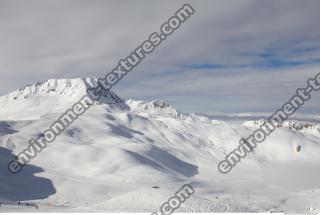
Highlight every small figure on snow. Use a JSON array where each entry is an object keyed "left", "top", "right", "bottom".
[{"left": 296, "top": 145, "right": 301, "bottom": 152}]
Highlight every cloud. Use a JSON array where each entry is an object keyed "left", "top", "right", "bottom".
[
  {"left": 0, "top": 0, "right": 320, "bottom": 113},
  {"left": 115, "top": 64, "right": 320, "bottom": 113}
]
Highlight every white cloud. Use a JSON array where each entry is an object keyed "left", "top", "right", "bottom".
[{"left": 0, "top": 0, "right": 320, "bottom": 113}]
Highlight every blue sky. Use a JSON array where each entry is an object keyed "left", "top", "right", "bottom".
[{"left": 1, "top": 0, "right": 320, "bottom": 114}]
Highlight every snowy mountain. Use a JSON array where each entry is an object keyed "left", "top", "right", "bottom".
[
  {"left": 244, "top": 119, "right": 320, "bottom": 136},
  {"left": 1, "top": 78, "right": 320, "bottom": 212},
  {"left": 0, "top": 77, "right": 122, "bottom": 120}
]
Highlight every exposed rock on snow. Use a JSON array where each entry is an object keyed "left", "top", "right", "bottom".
[{"left": 244, "top": 119, "right": 320, "bottom": 136}]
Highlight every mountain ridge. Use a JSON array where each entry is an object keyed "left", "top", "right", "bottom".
[{"left": 1, "top": 77, "right": 320, "bottom": 212}]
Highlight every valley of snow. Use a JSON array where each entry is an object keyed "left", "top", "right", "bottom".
[{"left": 1, "top": 78, "right": 320, "bottom": 212}]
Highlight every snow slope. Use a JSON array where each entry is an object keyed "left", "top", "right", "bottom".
[{"left": 0, "top": 78, "right": 320, "bottom": 212}]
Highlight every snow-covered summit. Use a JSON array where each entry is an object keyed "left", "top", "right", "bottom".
[
  {"left": 126, "top": 99, "right": 180, "bottom": 117},
  {"left": 244, "top": 119, "right": 320, "bottom": 136},
  {"left": 0, "top": 77, "right": 191, "bottom": 121},
  {"left": 0, "top": 77, "right": 122, "bottom": 120},
  {"left": 0, "top": 77, "right": 122, "bottom": 104}
]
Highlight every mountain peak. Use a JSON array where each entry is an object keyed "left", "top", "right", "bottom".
[
  {"left": 0, "top": 77, "right": 122, "bottom": 102},
  {"left": 0, "top": 77, "right": 123, "bottom": 120}
]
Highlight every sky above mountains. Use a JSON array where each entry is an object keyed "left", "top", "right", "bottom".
[{"left": 1, "top": 0, "right": 320, "bottom": 114}]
